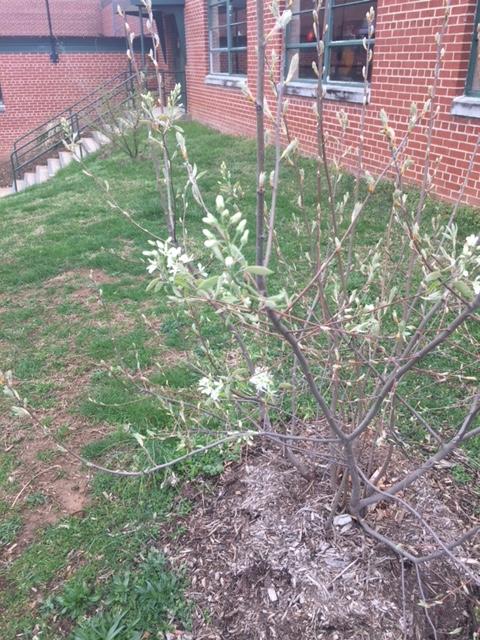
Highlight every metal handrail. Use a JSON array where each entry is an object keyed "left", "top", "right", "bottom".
[
  {"left": 10, "top": 68, "right": 185, "bottom": 192},
  {"left": 12, "top": 71, "right": 130, "bottom": 150},
  {"left": 10, "top": 71, "right": 139, "bottom": 191}
]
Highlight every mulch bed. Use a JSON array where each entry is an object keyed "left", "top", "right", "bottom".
[{"left": 160, "top": 446, "right": 479, "bottom": 640}]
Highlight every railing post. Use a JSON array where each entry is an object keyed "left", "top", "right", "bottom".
[
  {"left": 10, "top": 150, "right": 18, "bottom": 193},
  {"left": 160, "top": 71, "right": 166, "bottom": 109},
  {"left": 139, "top": 7, "right": 146, "bottom": 70}
]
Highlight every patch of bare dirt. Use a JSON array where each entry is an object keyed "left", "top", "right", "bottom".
[
  {"left": 1, "top": 265, "right": 184, "bottom": 559},
  {"left": 45, "top": 268, "right": 118, "bottom": 307},
  {"left": 161, "top": 448, "right": 479, "bottom": 640},
  {"left": 0, "top": 269, "right": 134, "bottom": 556},
  {"left": 0, "top": 411, "right": 104, "bottom": 559}
]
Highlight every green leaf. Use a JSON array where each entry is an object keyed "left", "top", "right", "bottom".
[
  {"left": 244, "top": 265, "right": 273, "bottom": 276},
  {"left": 197, "top": 276, "right": 220, "bottom": 291}
]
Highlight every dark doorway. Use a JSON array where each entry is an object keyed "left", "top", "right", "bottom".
[{"left": 153, "top": 6, "right": 187, "bottom": 110}]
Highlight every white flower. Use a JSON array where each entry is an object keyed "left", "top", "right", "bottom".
[
  {"left": 197, "top": 263, "right": 208, "bottom": 278},
  {"left": 143, "top": 238, "right": 192, "bottom": 278},
  {"left": 249, "top": 367, "right": 275, "bottom": 395},
  {"left": 225, "top": 256, "right": 234, "bottom": 267},
  {"left": 146, "top": 258, "right": 160, "bottom": 274},
  {"left": 198, "top": 376, "right": 224, "bottom": 403}
]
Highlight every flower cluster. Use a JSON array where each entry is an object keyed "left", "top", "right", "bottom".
[
  {"left": 198, "top": 375, "right": 224, "bottom": 404},
  {"left": 144, "top": 237, "right": 193, "bottom": 278},
  {"left": 249, "top": 367, "right": 275, "bottom": 396},
  {"left": 421, "top": 226, "right": 480, "bottom": 302}
]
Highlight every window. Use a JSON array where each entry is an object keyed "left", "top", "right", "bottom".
[
  {"left": 0, "top": 85, "right": 4, "bottom": 113},
  {"left": 466, "top": 2, "right": 480, "bottom": 96},
  {"left": 208, "top": 0, "right": 247, "bottom": 75},
  {"left": 286, "top": 0, "right": 376, "bottom": 84}
]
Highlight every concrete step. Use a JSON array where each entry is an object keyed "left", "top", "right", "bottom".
[
  {"left": 14, "top": 179, "right": 26, "bottom": 192},
  {"left": 104, "top": 122, "right": 121, "bottom": 135},
  {"left": 36, "top": 165, "right": 49, "bottom": 183},
  {"left": 80, "top": 137, "right": 100, "bottom": 154},
  {"left": 0, "top": 186, "right": 11, "bottom": 198},
  {"left": 24, "top": 171, "right": 37, "bottom": 187},
  {"left": 59, "top": 150, "right": 73, "bottom": 167},
  {"left": 92, "top": 130, "right": 111, "bottom": 146},
  {"left": 47, "top": 157, "right": 61, "bottom": 177},
  {"left": 72, "top": 143, "right": 83, "bottom": 161}
]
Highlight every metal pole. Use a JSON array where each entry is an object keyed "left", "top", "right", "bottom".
[
  {"left": 10, "top": 152, "right": 18, "bottom": 193},
  {"left": 139, "top": 7, "right": 146, "bottom": 70},
  {"left": 44, "top": 0, "right": 59, "bottom": 63}
]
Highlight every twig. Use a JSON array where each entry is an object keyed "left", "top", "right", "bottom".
[{"left": 11, "top": 465, "right": 62, "bottom": 508}]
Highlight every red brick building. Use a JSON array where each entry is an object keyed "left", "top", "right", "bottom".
[
  {"left": 0, "top": 0, "right": 142, "bottom": 164},
  {"left": 173, "top": 0, "right": 480, "bottom": 204},
  {"left": 2, "top": 1, "right": 480, "bottom": 204}
]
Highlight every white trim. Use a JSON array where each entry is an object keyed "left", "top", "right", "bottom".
[
  {"left": 286, "top": 81, "right": 369, "bottom": 105},
  {"left": 204, "top": 73, "right": 246, "bottom": 89},
  {"left": 451, "top": 95, "right": 480, "bottom": 119}
]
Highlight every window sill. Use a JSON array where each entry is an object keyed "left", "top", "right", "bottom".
[
  {"left": 204, "top": 74, "right": 246, "bottom": 90},
  {"left": 286, "top": 81, "right": 369, "bottom": 104},
  {"left": 451, "top": 95, "right": 480, "bottom": 119}
]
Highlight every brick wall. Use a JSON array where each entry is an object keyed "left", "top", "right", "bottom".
[
  {"left": 0, "top": 0, "right": 143, "bottom": 38},
  {"left": 0, "top": 52, "right": 129, "bottom": 161},
  {"left": 184, "top": 0, "right": 480, "bottom": 206},
  {"left": 0, "top": 0, "right": 103, "bottom": 37}
]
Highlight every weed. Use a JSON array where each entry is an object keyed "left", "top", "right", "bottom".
[
  {"left": 0, "top": 514, "right": 22, "bottom": 546},
  {"left": 55, "top": 579, "right": 100, "bottom": 620}
]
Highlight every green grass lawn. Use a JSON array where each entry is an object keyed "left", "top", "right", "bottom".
[{"left": 0, "top": 121, "right": 478, "bottom": 639}]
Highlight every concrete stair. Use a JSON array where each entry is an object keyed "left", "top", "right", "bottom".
[
  {"left": 92, "top": 130, "right": 111, "bottom": 146},
  {"left": 24, "top": 172, "right": 37, "bottom": 187},
  {"left": 58, "top": 150, "right": 73, "bottom": 168},
  {"left": 36, "top": 165, "right": 49, "bottom": 183},
  {"left": 47, "top": 157, "right": 61, "bottom": 177},
  {"left": 80, "top": 137, "right": 100, "bottom": 154},
  {"left": 0, "top": 129, "right": 112, "bottom": 198}
]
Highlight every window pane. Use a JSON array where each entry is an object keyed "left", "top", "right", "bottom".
[
  {"left": 287, "top": 47, "right": 317, "bottom": 80},
  {"left": 210, "top": 2, "right": 228, "bottom": 27},
  {"left": 472, "top": 53, "right": 480, "bottom": 92},
  {"left": 328, "top": 44, "right": 373, "bottom": 82},
  {"left": 210, "top": 26, "right": 228, "bottom": 49},
  {"left": 291, "top": 0, "right": 316, "bottom": 12},
  {"left": 231, "top": 21, "right": 247, "bottom": 48},
  {"left": 209, "top": 0, "right": 247, "bottom": 76},
  {"left": 232, "top": 50, "right": 247, "bottom": 74},
  {"left": 231, "top": 0, "right": 246, "bottom": 22},
  {"left": 331, "top": 1, "right": 376, "bottom": 40},
  {"left": 288, "top": 5, "right": 324, "bottom": 45},
  {"left": 211, "top": 51, "right": 229, "bottom": 74}
]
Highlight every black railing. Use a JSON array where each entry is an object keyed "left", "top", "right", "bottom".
[{"left": 10, "top": 69, "right": 186, "bottom": 192}]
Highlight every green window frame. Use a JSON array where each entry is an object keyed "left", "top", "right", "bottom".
[
  {"left": 208, "top": 0, "right": 247, "bottom": 76},
  {"left": 466, "top": 0, "right": 480, "bottom": 97},
  {"left": 286, "top": 0, "right": 376, "bottom": 85}
]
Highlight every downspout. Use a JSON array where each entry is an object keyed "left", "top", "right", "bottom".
[
  {"left": 139, "top": 6, "right": 146, "bottom": 69},
  {"left": 44, "top": 0, "right": 59, "bottom": 63}
]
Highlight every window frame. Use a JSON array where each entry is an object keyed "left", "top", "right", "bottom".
[
  {"left": 285, "top": 0, "right": 375, "bottom": 87},
  {"left": 208, "top": 0, "right": 247, "bottom": 77},
  {"left": 465, "top": 0, "right": 480, "bottom": 97}
]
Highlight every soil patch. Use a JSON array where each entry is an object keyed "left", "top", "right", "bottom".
[{"left": 161, "top": 448, "right": 479, "bottom": 640}]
